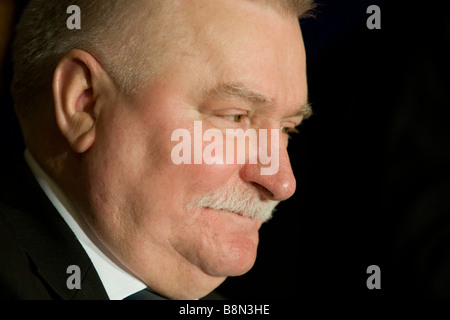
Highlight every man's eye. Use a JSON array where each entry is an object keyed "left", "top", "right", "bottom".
[
  {"left": 281, "top": 127, "right": 300, "bottom": 139},
  {"left": 224, "top": 114, "right": 245, "bottom": 123}
]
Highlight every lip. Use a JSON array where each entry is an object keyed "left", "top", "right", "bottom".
[
  {"left": 201, "top": 206, "right": 255, "bottom": 222},
  {"left": 199, "top": 207, "right": 263, "bottom": 231}
]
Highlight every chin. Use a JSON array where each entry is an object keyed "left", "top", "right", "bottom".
[
  {"left": 199, "top": 231, "right": 260, "bottom": 277},
  {"left": 173, "top": 206, "right": 262, "bottom": 279}
]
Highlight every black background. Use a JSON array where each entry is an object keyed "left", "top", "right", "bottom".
[
  {"left": 218, "top": 0, "right": 450, "bottom": 299},
  {"left": 2, "top": 0, "right": 450, "bottom": 300}
]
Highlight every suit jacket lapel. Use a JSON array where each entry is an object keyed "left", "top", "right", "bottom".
[{"left": 0, "top": 157, "right": 108, "bottom": 300}]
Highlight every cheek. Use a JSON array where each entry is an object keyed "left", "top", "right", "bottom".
[
  {"left": 167, "top": 121, "right": 243, "bottom": 198},
  {"left": 83, "top": 107, "right": 174, "bottom": 228},
  {"left": 170, "top": 209, "right": 261, "bottom": 277},
  {"left": 139, "top": 123, "right": 261, "bottom": 276},
  {"left": 146, "top": 130, "right": 258, "bottom": 277},
  {"left": 89, "top": 101, "right": 258, "bottom": 275}
]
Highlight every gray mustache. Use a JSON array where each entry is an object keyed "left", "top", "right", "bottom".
[{"left": 187, "top": 183, "right": 278, "bottom": 222}]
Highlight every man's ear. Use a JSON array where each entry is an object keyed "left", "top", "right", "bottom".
[{"left": 53, "top": 49, "right": 103, "bottom": 153}]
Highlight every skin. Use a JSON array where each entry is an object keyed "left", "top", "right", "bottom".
[{"left": 43, "top": 0, "right": 308, "bottom": 299}]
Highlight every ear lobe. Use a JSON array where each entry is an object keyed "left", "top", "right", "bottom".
[{"left": 53, "top": 49, "right": 99, "bottom": 153}]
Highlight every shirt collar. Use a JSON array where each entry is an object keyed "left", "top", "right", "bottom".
[{"left": 24, "top": 150, "right": 146, "bottom": 300}]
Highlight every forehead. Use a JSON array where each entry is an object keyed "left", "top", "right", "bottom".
[
  {"left": 176, "top": 0, "right": 305, "bottom": 61},
  {"left": 155, "top": 0, "right": 307, "bottom": 111}
]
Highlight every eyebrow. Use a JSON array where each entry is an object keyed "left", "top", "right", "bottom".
[
  {"left": 294, "top": 102, "right": 313, "bottom": 119},
  {"left": 205, "top": 82, "right": 273, "bottom": 105},
  {"left": 205, "top": 82, "right": 313, "bottom": 119}
]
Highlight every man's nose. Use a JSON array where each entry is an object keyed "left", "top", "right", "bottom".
[{"left": 239, "top": 142, "right": 296, "bottom": 201}]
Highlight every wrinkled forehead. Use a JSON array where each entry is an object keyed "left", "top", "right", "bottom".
[
  {"left": 162, "top": 0, "right": 307, "bottom": 106},
  {"left": 172, "top": 0, "right": 303, "bottom": 42}
]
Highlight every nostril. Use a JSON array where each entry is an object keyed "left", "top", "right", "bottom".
[{"left": 250, "top": 182, "right": 274, "bottom": 200}]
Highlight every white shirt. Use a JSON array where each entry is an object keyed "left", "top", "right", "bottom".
[{"left": 24, "top": 150, "right": 146, "bottom": 300}]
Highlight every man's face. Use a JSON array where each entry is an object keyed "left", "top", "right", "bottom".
[{"left": 82, "top": 0, "right": 308, "bottom": 298}]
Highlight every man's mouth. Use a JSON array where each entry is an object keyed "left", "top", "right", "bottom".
[{"left": 204, "top": 206, "right": 248, "bottom": 219}]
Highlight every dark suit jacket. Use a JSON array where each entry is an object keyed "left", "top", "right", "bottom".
[{"left": 0, "top": 155, "right": 109, "bottom": 300}]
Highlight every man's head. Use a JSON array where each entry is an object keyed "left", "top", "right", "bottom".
[{"left": 12, "top": 0, "right": 314, "bottom": 299}]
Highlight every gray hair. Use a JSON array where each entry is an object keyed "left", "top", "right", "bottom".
[
  {"left": 11, "top": 0, "right": 166, "bottom": 124},
  {"left": 11, "top": 0, "right": 315, "bottom": 129}
]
